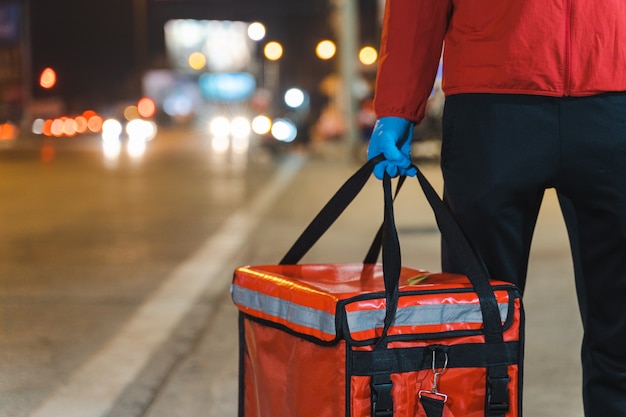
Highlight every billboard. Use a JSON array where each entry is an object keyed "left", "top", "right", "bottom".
[
  {"left": 162, "top": 19, "right": 257, "bottom": 102},
  {"left": 164, "top": 19, "right": 255, "bottom": 74}
]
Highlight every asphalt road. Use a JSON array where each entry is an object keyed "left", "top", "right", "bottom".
[{"left": 0, "top": 128, "right": 280, "bottom": 417}]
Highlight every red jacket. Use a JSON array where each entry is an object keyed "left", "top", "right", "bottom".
[{"left": 374, "top": 0, "right": 626, "bottom": 123}]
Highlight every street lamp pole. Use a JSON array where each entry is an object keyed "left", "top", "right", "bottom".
[
  {"left": 21, "top": 0, "right": 33, "bottom": 131},
  {"left": 333, "top": 0, "right": 359, "bottom": 150}
]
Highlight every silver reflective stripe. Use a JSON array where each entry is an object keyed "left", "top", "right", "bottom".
[
  {"left": 346, "top": 302, "right": 509, "bottom": 334},
  {"left": 232, "top": 285, "right": 336, "bottom": 337}
]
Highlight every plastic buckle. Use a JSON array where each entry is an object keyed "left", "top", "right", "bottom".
[
  {"left": 371, "top": 374, "right": 393, "bottom": 417},
  {"left": 486, "top": 375, "right": 510, "bottom": 415}
]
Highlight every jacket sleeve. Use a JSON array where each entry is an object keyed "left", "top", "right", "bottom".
[{"left": 373, "top": 0, "right": 452, "bottom": 123}]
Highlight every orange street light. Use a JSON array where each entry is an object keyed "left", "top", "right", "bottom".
[{"left": 40, "top": 67, "right": 57, "bottom": 89}]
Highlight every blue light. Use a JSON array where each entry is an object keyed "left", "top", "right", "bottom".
[{"left": 198, "top": 72, "right": 256, "bottom": 101}]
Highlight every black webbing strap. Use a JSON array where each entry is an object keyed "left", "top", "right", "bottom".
[
  {"left": 412, "top": 166, "right": 511, "bottom": 415},
  {"left": 420, "top": 395, "right": 445, "bottom": 417},
  {"left": 363, "top": 175, "right": 406, "bottom": 264},
  {"left": 279, "top": 156, "right": 384, "bottom": 265},
  {"left": 376, "top": 174, "right": 401, "bottom": 347},
  {"left": 350, "top": 342, "right": 520, "bottom": 376},
  {"left": 412, "top": 166, "right": 504, "bottom": 344}
]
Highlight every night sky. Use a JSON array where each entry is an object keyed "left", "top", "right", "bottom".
[{"left": 29, "top": 0, "right": 378, "bottom": 110}]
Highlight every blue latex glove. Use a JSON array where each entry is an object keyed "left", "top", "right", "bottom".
[{"left": 367, "top": 116, "right": 417, "bottom": 179}]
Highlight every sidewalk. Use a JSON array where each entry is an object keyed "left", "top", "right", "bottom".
[{"left": 118, "top": 156, "right": 584, "bottom": 417}]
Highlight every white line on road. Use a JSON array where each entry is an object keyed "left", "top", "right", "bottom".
[{"left": 27, "top": 154, "right": 306, "bottom": 417}]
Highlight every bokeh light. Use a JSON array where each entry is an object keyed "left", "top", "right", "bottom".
[
  {"left": 247, "top": 22, "right": 266, "bottom": 41},
  {"left": 50, "top": 119, "right": 64, "bottom": 137},
  {"left": 284, "top": 88, "right": 306, "bottom": 109},
  {"left": 32, "top": 118, "right": 45, "bottom": 135},
  {"left": 62, "top": 118, "right": 78, "bottom": 136},
  {"left": 124, "top": 105, "right": 140, "bottom": 121},
  {"left": 33, "top": 110, "right": 106, "bottom": 137},
  {"left": 163, "top": 94, "right": 194, "bottom": 118},
  {"left": 209, "top": 116, "right": 231, "bottom": 137},
  {"left": 75, "top": 116, "right": 88, "bottom": 134},
  {"left": 252, "top": 115, "right": 272, "bottom": 135},
  {"left": 40, "top": 67, "right": 57, "bottom": 89},
  {"left": 102, "top": 119, "right": 123, "bottom": 141},
  {"left": 359, "top": 46, "right": 378, "bottom": 65},
  {"left": 264, "top": 41, "right": 283, "bottom": 61},
  {"left": 87, "top": 114, "right": 104, "bottom": 133},
  {"left": 316, "top": 40, "right": 336, "bottom": 60},
  {"left": 42, "top": 119, "right": 53, "bottom": 136},
  {"left": 137, "top": 97, "right": 157, "bottom": 118},
  {"left": 126, "top": 119, "right": 157, "bottom": 142},
  {"left": 0, "top": 122, "right": 17, "bottom": 140},
  {"left": 188, "top": 52, "right": 207, "bottom": 70},
  {"left": 271, "top": 118, "right": 297, "bottom": 142},
  {"left": 231, "top": 116, "right": 251, "bottom": 139}
]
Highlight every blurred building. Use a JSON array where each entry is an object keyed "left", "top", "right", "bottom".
[
  {"left": 0, "top": 0, "right": 28, "bottom": 130},
  {"left": 23, "top": 0, "right": 381, "bottom": 142}
]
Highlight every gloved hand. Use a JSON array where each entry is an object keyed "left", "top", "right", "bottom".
[{"left": 367, "top": 116, "right": 417, "bottom": 179}]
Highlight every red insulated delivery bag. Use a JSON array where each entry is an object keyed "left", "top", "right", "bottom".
[{"left": 232, "top": 159, "right": 524, "bottom": 417}]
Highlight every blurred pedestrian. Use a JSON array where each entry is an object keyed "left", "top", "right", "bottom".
[{"left": 367, "top": 1, "right": 626, "bottom": 416}]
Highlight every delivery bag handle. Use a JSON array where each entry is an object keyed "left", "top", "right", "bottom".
[{"left": 279, "top": 157, "right": 505, "bottom": 344}]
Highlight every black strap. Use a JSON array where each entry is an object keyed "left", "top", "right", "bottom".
[
  {"left": 363, "top": 175, "right": 406, "bottom": 265},
  {"left": 411, "top": 167, "right": 511, "bottom": 413},
  {"left": 280, "top": 156, "right": 384, "bottom": 265},
  {"left": 420, "top": 395, "right": 445, "bottom": 417},
  {"left": 377, "top": 173, "right": 401, "bottom": 347},
  {"left": 350, "top": 342, "right": 520, "bottom": 376},
  {"left": 279, "top": 159, "right": 505, "bottom": 344},
  {"left": 412, "top": 167, "right": 504, "bottom": 344}
]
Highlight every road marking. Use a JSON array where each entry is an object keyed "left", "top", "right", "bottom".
[{"left": 27, "top": 154, "right": 306, "bottom": 417}]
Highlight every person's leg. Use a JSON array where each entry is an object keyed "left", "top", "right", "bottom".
[
  {"left": 440, "top": 94, "right": 559, "bottom": 291},
  {"left": 557, "top": 93, "right": 626, "bottom": 416}
]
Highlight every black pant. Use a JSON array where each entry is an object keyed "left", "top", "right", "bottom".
[{"left": 440, "top": 93, "right": 626, "bottom": 416}]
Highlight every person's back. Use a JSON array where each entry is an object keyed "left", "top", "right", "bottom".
[{"left": 374, "top": 0, "right": 626, "bottom": 122}]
